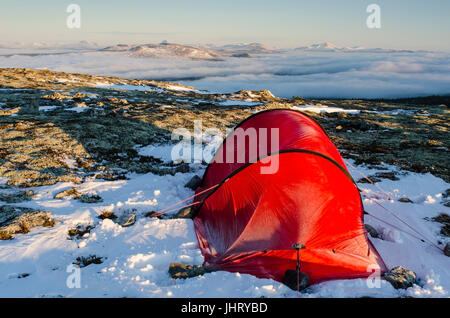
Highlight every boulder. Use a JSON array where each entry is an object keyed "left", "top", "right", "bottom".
[
  {"left": 384, "top": 266, "right": 417, "bottom": 289},
  {"left": 282, "top": 270, "right": 309, "bottom": 291},
  {"left": 0, "top": 205, "right": 53, "bottom": 236},
  {"left": 398, "top": 197, "right": 413, "bottom": 203},
  {"left": 444, "top": 243, "right": 450, "bottom": 257},
  {"left": 185, "top": 175, "right": 202, "bottom": 190},
  {"left": 365, "top": 224, "right": 379, "bottom": 238},
  {"left": 174, "top": 207, "right": 196, "bottom": 219}
]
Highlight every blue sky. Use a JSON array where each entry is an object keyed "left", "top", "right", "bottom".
[{"left": 0, "top": 0, "right": 449, "bottom": 50}]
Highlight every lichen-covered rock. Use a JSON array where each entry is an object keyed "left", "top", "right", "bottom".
[
  {"left": 174, "top": 207, "right": 196, "bottom": 219},
  {"left": 169, "top": 263, "right": 216, "bottom": 279},
  {"left": 54, "top": 188, "right": 81, "bottom": 200},
  {"left": 0, "top": 205, "right": 53, "bottom": 236},
  {"left": 78, "top": 194, "right": 103, "bottom": 203},
  {"left": 0, "top": 190, "right": 34, "bottom": 203},
  {"left": 384, "top": 266, "right": 417, "bottom": 289}
]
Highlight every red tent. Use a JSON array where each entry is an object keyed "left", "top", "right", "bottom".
[{"left": 193, "top": 109, "right": 387, "bottom": 285}]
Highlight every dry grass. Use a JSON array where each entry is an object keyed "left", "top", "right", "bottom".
[{"left": 98, "top": 211, "right": 117, "bottom": 220}]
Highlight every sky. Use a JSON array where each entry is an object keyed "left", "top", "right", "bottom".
[{"left": 0, "top": 0, "right": 449, "bottom": 51}]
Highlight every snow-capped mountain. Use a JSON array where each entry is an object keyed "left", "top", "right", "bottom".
[
  {"left": 295, "top": 42, "right": 365, "bottom": 51},
  {"left": 101, "top": 42, "right": 227, "bottom": 60},
  {"left": 294, "top": 42, "right": 420, "bottom": 54},
  {"left": 211, "top": 43, "right": 279, "bottom": 55}
]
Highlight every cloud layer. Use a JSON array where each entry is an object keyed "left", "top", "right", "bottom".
[{"left": 0, "top": 49, "right": 449, "bottom": 99}]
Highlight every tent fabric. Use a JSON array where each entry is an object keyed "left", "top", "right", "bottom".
[{"left": 193, "top": 109, "right": 387, "bottom": 285}]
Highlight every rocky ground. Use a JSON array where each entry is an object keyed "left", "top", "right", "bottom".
[
  {"left": 1, "top": 68, "right": 448, "bottom": 188},
  {"left": 0, "top": 67, "right": 448, "bottom": 232},
  {"left": 0, "top": 68, "right": 448, "bottom": 297}
]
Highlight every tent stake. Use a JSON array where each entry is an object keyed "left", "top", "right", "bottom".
[{"left": 292, "top": 243, "right": 306, "bottom": 295}]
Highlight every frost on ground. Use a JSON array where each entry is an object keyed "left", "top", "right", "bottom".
[{"left": 0, "top": 151, "right": 448, "bottom": 298}]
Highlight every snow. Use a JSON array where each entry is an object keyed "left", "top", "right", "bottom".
[
  {"left": 218, "top": 99, "right": 261, "bottom": 106},
  {"left": 165, "top": 84, "right": 198, "bottom": 93},
  {"left": 293, "top": 104, "right": 360, "bottom": 114},
  {"left": 66, "top": 106, "right": 89, "bottom": 113},
  {"left": 39, "top": 106, "right": 58, "bottom": 112},
  {"left": 0, "top": 145, "right": 448, "bottom": 298},
  {"left": 97, "top": 83, "right": 154, "bottom": 92},
  {"left": 136, "top": 144, "right": 175, "bottom": 163}
]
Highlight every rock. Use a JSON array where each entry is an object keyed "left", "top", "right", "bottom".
[
  {"left": 74, "top": 255, "right": 103, "bottom": 268},
  {"left": 145, "top": 211, "right": 164, "bottom": 219},
  {"left": 72, "top": 92, "right": 86, "bottom": 101},
  {"left": 0, "top": 190, "right": 34, "bottom": 203},
  {"left": 282, "top": 270, "right": 309, "bottom": 291},
  {"left": 0, "top": 205, "right": 53, "bottom": 236},
  {"left": 54, "top": 188, "right": 81, "bottom": 200},
  {"left": 444, "top": 243, "right": 450, "bottom": 257},
  {"left": 54, "top": 189, "right": 102, "bottom": 203},
  {"left": 168, "top": 262, "right": 216, "bottom": 279},
  {"left": 398, "top": 197, "right": 413, "bottom": 203},
  {"left": 375, "top": 171, "right": 399, "bottom": 181},
  {"left": 78, "top": 194, "right": 103, "bottom": 203},
  {"left": 185, "top": 175, "right": 202, "bottom": 190},
  {"left": 431, "top": 213, "right": 450, "bottom": 237},
  {"left": 174, "top": 207, "right": 196, "bottom": 219},
  {"left": 384, "top": 266, "right": 417, "bottom": 289},
  {"left": 68, "top": 224, "right": 93, "bottom": 239},
  {"left": 117, "top": 214, "right": 136, "bottom": 227},
  {"left": 19, "top": 96, "right": 39, "bottom": 114},
  {"left": 365, "top": 224, "right": 379, "bottom": 238},
  {"left": 441, "top": 224, "right": 450, "bottom": 237},
  {"left": 43, "top": 92, "right": 67, "bottom": 101}
]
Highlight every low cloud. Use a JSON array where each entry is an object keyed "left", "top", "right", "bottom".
[{"left": 0, "top": 48, "right": 449, "bottom": 99}]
